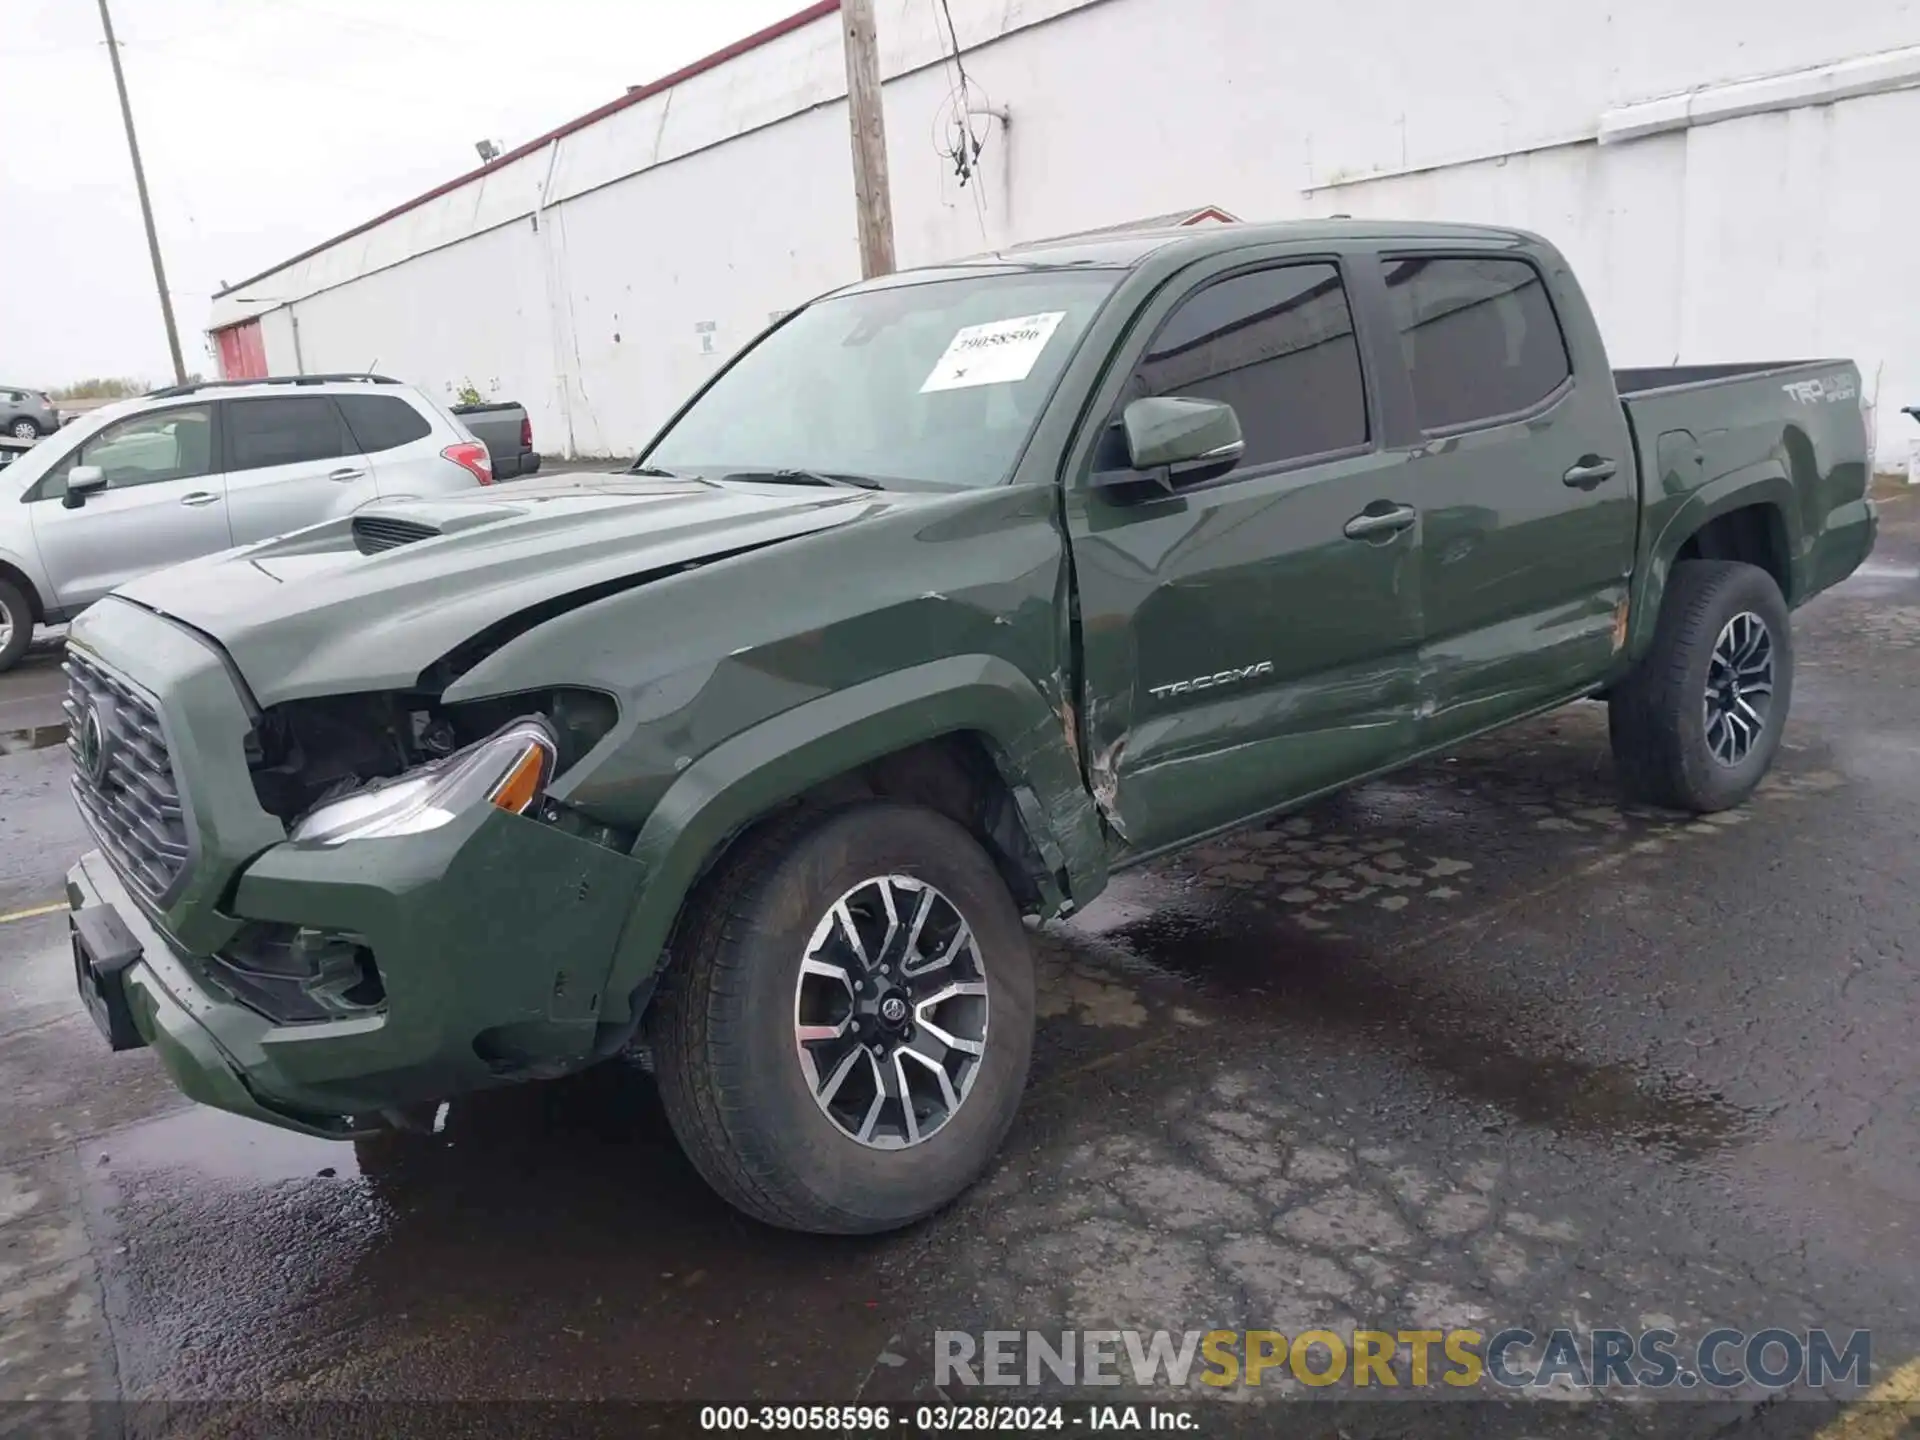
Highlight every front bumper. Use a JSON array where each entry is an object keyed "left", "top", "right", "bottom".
[
  {"left": 63, "top": 601, "right": 648, "bottom": 1137},
  {"left": 70, "top": 798, "right": 647, "bottom": 1133},
  {"left": 69, "top": 848, "right": 357, "bottom": 1138},
  {"left": 494, "top": 450, "right": 541, "bottom": 480}
]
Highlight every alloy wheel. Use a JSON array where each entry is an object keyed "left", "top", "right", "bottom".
[
  {"left": 793, "top": 874, "right": 989, "bottom": 1150},
  {"left": 1704, "top": 610, "right": 1775, "bottom": 766}
]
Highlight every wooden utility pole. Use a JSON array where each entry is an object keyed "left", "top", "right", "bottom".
[
  {"left": 96, "top": 0, "right": 187, "bottom": 385},
  {"left": 839, "top": 0, "right": 896, "bottom": 278}
]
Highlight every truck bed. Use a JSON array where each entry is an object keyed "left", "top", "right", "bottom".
[
  {"left": 1614, "top": 356, "right": 1872, "bottom": 620},
  {"left": 450, "top": 401, "right": 540, "bottom": 480}
]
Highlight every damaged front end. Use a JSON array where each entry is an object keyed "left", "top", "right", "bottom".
[
  {"left": 246, "top": 685, "right": 619, "bottom": 833},
  {"left": 206, "top": 685, "right": 632, "bottom": 1033}
]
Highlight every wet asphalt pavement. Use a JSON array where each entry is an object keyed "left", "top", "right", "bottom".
[{"left": 2, "top": 498, "right": 1918, "bottom": 1436}]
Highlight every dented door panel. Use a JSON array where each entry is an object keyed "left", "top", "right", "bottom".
[{"left": 1067, "top": 448, "right": 1421, "bottom": 856}]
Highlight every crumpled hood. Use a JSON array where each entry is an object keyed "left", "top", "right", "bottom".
[{"left": 110, "top": 475, "right": 885, "bottom": 704}]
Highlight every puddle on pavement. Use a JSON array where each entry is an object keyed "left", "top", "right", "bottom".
[
  {"left": 0, "top": 722, "right": 66, "bottom": 755},
  {"left": 85, "top": 1060, "right": 909, "bottom": 1400},
  {"left": 1087, "top": 898, "right": 1749, "bottom": 1159}
]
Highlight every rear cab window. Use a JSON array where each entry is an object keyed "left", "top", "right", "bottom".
[{"left": 1381, "top": 255, "right": 1571, "bottom": 431}]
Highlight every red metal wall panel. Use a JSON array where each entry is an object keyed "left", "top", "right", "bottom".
[{"left": 215, "top": 320, "right": 268, "bottom": 379}]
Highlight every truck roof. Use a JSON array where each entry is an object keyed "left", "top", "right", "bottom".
[{"left": 846, "top": 218, "right": 1536, "bottom": 294}]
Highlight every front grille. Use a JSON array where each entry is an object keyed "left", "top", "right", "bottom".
[
  {"left": 66, "top": 651, "right": 191, "bottom": 899},
  {"left": 352, "top": 514, "right": 440, "bottom": 554}
]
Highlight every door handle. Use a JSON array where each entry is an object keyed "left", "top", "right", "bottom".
[
  {"left": 328, "top": 467, "right": 368, "bottom": 482},
  {"left": 1563, "top": 457, "right": 1618, "bottom": 489},
  {"left": 179, "top": 491, "right": 220, "bottom": 507},
  {"left": 1343, "top": 504, "right": 1417, "bottom": 541}
]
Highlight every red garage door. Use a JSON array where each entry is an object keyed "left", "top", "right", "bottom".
[{"left": 214, "top": 320, "right": 268, "bottom": 379}]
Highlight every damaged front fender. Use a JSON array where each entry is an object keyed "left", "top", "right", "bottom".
[{"left": 591, "top": 654, "right": 1102, "bottom": 1036}]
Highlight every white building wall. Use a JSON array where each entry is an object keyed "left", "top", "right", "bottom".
[
  {"left": 538, "top": 104, "right": 862, "bottom": 455},
  {"left": 257, "top": 307, "right": 299, "bottom": 374},
  {"left": 1317, "top": 85, "right": 1920, "bottom": 468},
  {"left": 208, "top": 0, "right": 1920, "bottom": 464},
  {"left": 287, "top": 222, "right": 558, "bottom": 434}
]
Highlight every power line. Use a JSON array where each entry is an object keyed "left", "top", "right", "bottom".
[
  {"left": 928, "top": 0, "right": 987, "bottom": 192},
  {"left": 936, "top": 0, "right": 969, "bottom": 93}
]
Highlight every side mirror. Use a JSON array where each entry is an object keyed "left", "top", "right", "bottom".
[
  {"left": 1105, "top": 397, "right": 1245, "bottom": 493},
  {"left": 63, "top": 466, "right": 107, "bottom": 510}
]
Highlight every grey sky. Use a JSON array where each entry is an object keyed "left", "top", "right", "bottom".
[{"left": 2, "top": 0, "right": 802, "bottom": 387}]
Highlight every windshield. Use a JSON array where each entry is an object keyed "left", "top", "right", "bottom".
[{"left": 645, "top": 269, "right": 1122, "bottom": 489}]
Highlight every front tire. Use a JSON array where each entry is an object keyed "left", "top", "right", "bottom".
[
  {"left": 1608, "top": 559, "right": 1793, "bottom": 812},
  {"left": 651, "top": 801, "right": 1035, "bottom": 1234}
]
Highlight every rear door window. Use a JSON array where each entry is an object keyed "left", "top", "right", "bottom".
[
  {"left": 225, "top": 396, "right": 353, "bottom": 471},
  {"left": 1382, "top": 256, "right": 1571, "bottom": 431},
  {"left": 337, "top": 394, "right": 432, "bottom": 453}
]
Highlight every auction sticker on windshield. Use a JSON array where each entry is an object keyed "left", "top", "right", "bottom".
[{"left": 920, "top": 312, "right": 1067, "bottom": 392}]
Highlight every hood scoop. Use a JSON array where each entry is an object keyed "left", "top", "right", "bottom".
[
  {"left": 352, "top": 514, "right": 442, "bottom": 554},
  {"left": 346, "top": 498, "right": 529, "bottom": 556}
]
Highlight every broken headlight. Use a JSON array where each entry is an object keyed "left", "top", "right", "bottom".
[{"left": 290, "top": 718, "right": 557, "bottom": 845}]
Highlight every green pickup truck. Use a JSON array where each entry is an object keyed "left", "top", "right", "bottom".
[{"left": 64, "top": 221, "right": 1874, "bottom": 1234}]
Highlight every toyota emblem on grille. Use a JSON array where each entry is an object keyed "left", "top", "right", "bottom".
[{"left": 76, "top": 698, "right": 110, "bottom": 785}]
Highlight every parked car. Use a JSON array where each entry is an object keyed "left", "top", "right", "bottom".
[
  {"left": 61, "top": 221, "right": 1874, "bottom": 1235},
  {"left": 1, "top": 386, "right": 59, "bottom": 439},
  {"left": 0, "top": 373, "right": 494, "bottom": 671},
  {"left": 451, "top": 400, "right": 540, "bottom": 479}
]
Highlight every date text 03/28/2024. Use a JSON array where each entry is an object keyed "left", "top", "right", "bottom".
[{"left": 698, "top": 1407, "right": 1180, "bottom": 1431}]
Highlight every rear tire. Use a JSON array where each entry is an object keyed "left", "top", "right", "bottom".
[
  {"left": 1608, "top": 559, "right": 1792, "bottom": 812},
  {"left": 0, "top": 579, "right": 32, "bottom": 673},
  {"left": 650, "top": 801, "right": 1034, "bottom": 1234},
  {"left": 9, "top": 419, "right": 42, "bottom": 441}
]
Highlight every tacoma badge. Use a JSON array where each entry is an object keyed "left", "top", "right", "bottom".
[{"left": 1149, "top": 660, "right": 1275, "bottom": 701}]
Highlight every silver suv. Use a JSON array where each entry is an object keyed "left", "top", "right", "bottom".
[
  {"left": 0, "top": 375, "right": 494, "bottom": 672},
  {"left": 2, "top": 386, "right": 60, "bottom": 440}
]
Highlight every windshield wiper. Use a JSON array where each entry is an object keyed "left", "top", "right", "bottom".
[
  {"left": 628, "top": 464, "right": 686, "bottom": 478},
  {"left": 721, "top": 468, "right": 883, "bottom": 491}
]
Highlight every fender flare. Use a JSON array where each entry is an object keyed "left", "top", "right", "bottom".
[
  {"left": 593, "top": 653, "right": 1102, "bottom": 1026},
  {"left": 1626, "top": 462, "right": 1801, "bottom": 660}
]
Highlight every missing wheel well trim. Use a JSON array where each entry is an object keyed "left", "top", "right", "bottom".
[
  {"left": 811, "top": 734, "right": 1061, "bottom": 916},
  {"left": 708, "top": 734, "right": 1063, "bottom": 920}
]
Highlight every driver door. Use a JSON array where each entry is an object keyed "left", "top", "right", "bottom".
[
  {"left": 27, "top": 403, "right": 230, "bottom": 613},
  {"left": 1064, "top": 257, "right": 1424, "bottom": 855}
]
